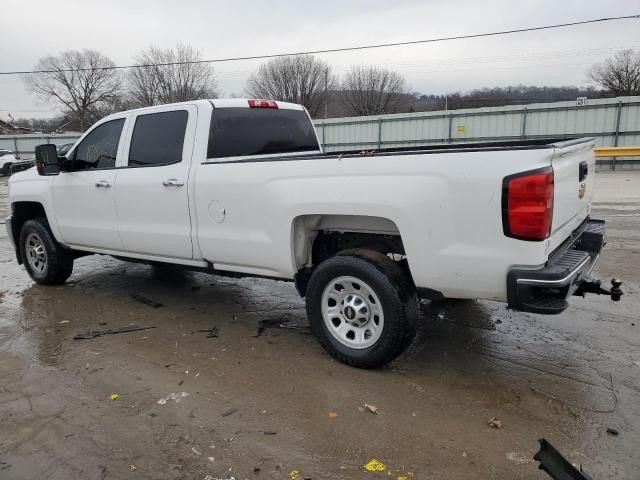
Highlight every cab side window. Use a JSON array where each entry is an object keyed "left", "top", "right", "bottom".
[
  {"left": 128, "top": 111, "right": 188, "bottom": 167},
  {"left": 72, "top": 119, "right": 125, "bottom": 170}
]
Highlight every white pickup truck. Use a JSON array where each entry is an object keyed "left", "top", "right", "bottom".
[{"left": 5, "top": 99, "right": 621, "bottom": 368}]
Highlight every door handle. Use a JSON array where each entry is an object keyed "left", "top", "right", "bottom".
[
  {"left": 95, "top": 180, "right": 112, "bottom": 188},
  {"left": 162, "top": 178, "right": 184, "bottom": 187}
]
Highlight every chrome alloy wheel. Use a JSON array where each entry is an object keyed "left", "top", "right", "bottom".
[
  {"left": 25, "top": 233, "right": 47, "bottom": 275},
  {"left": 320, "top": 276, "right": 384, "bottom": 349}
]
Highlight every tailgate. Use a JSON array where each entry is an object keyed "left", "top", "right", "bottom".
[{"left": 547, "top": 138, "right": 596, "bottom": 254}]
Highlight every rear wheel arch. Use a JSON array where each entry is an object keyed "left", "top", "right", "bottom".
[{"left": 291, "top": 214, "right": 411, "bottom": 296}]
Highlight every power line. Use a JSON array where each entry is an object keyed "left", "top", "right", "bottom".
[{"left": 1, "top": 14, "right": 638, "bottom": 76}]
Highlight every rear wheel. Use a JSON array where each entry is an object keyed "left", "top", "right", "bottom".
[
  {"left": 1, "top": 163, "right": 11, "bottom": 176},
  {"left": 305, "top": 249, "right": 417, "bottom": 368},
  {"left": 20, "top": 218, "right": 74, "bottom": 285}
]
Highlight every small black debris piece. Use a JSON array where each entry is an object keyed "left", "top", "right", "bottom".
[
  {"left": 263, "top": 430, "right": 277, "bottom": 435},
  {"left": 73, "top": 325, "right": 156, "bottom": 340},
  {"left": 221, "top": 407, "right": 237, "bottom": 417},
  {"left": 534, "top": 438, "right": 591, "bottom": 480},
  {"left": 254, "top": 318, "right": 311, "bottom": 337},
  {"left": 196, "top": 327, "right": 219, "bottom": 338},
  {"left": 130, "top": 293, "right": 164, "bottom": 308},
  {"left": 606, "top": 427, "right": 619, "bottom": 436}
]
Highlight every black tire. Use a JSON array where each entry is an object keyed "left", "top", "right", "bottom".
[
  {"left": 1, "top": 163, "right": 11, "bottom": 176},
  {"left": 305, "top": 249, "right": 418, "bottom": 369},
  {"left": 20, "top": 217, "right": 74, "bottom": 285}
]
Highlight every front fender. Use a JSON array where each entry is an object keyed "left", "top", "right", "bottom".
[{"left": 8, "top": 170, "right": 63, "bottom": 243}]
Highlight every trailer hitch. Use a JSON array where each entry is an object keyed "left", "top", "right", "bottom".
[{"left": 574, "top": 278, "right": 623, "bottom": 301}]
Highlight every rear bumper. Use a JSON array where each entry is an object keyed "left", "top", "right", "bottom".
[{"left": 507, "top": 218, "right": 605, "bottom": 314}]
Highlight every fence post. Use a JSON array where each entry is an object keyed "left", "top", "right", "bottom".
[
  {"left": 612, "top": 101, "right": 623, "bottom": 171},
  {"left": 521, "top": 108, "right": 528, "bottom": 138},
  {"left": 447, "top": 113, "right": 453, "bottom": 143},
  {"left": 321, "top": 123, "right": 326, "bottom": 150},
  {"left": 13, "top": 137, "right": 19, "bottom": 156},
  {"left": 377, "top": 118, "right": 382, "bottom": 149}
]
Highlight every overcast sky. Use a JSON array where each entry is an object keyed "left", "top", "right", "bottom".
[{"left": 2, "top": 0, "right": 640, "bottom": 121}]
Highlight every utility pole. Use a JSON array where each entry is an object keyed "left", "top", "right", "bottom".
[
  {"left": 324, "top": 67, "right": 329, "bottom": 119},
  {"left": 443, "top": 95, "right": 448, "bottom": 142}
]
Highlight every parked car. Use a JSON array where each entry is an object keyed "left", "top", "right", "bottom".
[
  {"left": 0, "top": 149, "right": 20, "bottom": 176},
  {"left": 4, "top": 99, "right": 621, "bottom": 368},
  {"left": 10, "top": 158, "right": 35, "bottom": 175}
]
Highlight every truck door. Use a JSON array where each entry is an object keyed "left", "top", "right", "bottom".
[
  {"left": 114, "top": 105, "right": 196, "bottom": 259},
  {"left": 52, "top": 116, "right": 127, "bottom": 250}
]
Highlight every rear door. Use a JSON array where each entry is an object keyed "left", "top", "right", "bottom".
[
  {"left": 114, "top": 105, "right": 196, "bottom": 259},
  {"left": 548, "top": 138, "right": 596, "bottom": 252}
]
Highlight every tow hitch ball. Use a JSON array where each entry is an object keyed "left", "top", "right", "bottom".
[{"left": 574, "top": 278, "right": 623, "bottom": 301}]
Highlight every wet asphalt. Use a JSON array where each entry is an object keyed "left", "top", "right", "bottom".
[{"left": 0, "top": 171, "right": 639, "bottom": 479}]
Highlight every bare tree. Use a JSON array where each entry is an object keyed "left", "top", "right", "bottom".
[
  {"left": 128, "top": 44, "right": 218, "bottom": 107},
  {"left": 588, "top": 49, "right": 640, "bottom": 96},
  {"left": 24, "top": 50, "right": 122, "bottom": 131},
  {"left": 245, "top": 55, "right": 333, "bottom": 117},
  {"left": 340, "top": 66, "right": 407, "bottom": 116}
]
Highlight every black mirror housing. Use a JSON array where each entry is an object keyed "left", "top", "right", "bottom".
[{"left": 35, "top": 144, "right": 60, "bottom": 176}]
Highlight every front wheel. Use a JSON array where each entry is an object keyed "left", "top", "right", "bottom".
[
  {"left": 305, "top": 249, "right": 417, "bottom": 368},
  {"left": 20, "top": 218, "right": 74, "bottom": 285}
]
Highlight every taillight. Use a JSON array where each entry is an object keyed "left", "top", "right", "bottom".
[
  {"left": 502, "top": 167, "right": 554, "bottom": 241},
  {"left": 248, "top": 99, "right": 278, "bottom": 109},
  {"left": 15, "top": 153, "right": 20, "bottom": 160}
]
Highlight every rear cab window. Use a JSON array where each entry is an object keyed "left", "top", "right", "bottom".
[{"left": 207, "top": 105, "right": 319, "bottom": 159}]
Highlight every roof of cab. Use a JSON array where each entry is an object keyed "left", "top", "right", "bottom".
[{"left": 99, "top": 99, "right": 306, "bottom": 125}]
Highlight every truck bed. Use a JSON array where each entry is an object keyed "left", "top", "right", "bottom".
[{"left": 204, "top": 137, "right": 592, "bottom": 164}]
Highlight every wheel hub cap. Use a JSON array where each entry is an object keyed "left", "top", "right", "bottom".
[
  {"left": 342, "top": 294, "right": 370, "bottom": 326},
  {"left": 321, "top": 276, "right": 384, "bottom": 349},
  {"left": 25, "top": 233, "right": 47, "bottom": 275}
]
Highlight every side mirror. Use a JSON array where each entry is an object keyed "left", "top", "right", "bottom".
[{"left": 35, "top": 144, "right": 60, "bottom": 176}]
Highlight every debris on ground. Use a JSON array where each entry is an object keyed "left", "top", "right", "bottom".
[
  {"left": 328, "top": 411, "right": 338, "bottom": 418},
  {"left": 263, "top": 430, "right": 277, "bottom": 435},
  {"left": 58, "top": 320, "right": 70, "bottom": 324},
  {"left": 129, "top": 293, "right": 164, "bottom": 308},
  {"left": 196, "top": 327, "right": 219, "bottom": 338},
  {"left": 534, "top": 439, "right": 592, "bottom": 479},
  {"left": 289, "top": 470, "right": 300, "bottom": 480},
  {"left": 364, "top": 403, "right": 379, "bottom": 415},
  {"left": 606, "top": 427, "right": 619, "bottom": 436},
  {"left": 130, "top": 464, "right": 137, "bottom": 471},
  {"left": 364, "top": 458, "right": 385, "bottom": 472},
  {"left": 221, "top": 407, "right": 237, "bottom": 417},
  {"left": 73, "top": 325, "right": 156, "bottom": 340},
  {"left": 157, "top": 392, "right": 189, "bottom": 405},
  {"left": 192, "top": 447, "right": 202, "bottom": 456},
  {"left": 254, "top": 318, "right": 310, "bottom": 337},
  {"left": 109, "top": 393, "right": 120, "bottom": 400},
  {"left": 488, "top": 418, "right": 503, "bottom": 429}
]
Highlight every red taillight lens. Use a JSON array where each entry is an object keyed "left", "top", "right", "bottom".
[
  {"left": 248, "top": 99, "right": 278, "bottom": 109},
  {"left": 502, "top": 167, "right": 554, "bottom": 241},
  {"left": 15, "top": 153, "right": 20, "bottom": 160}
]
